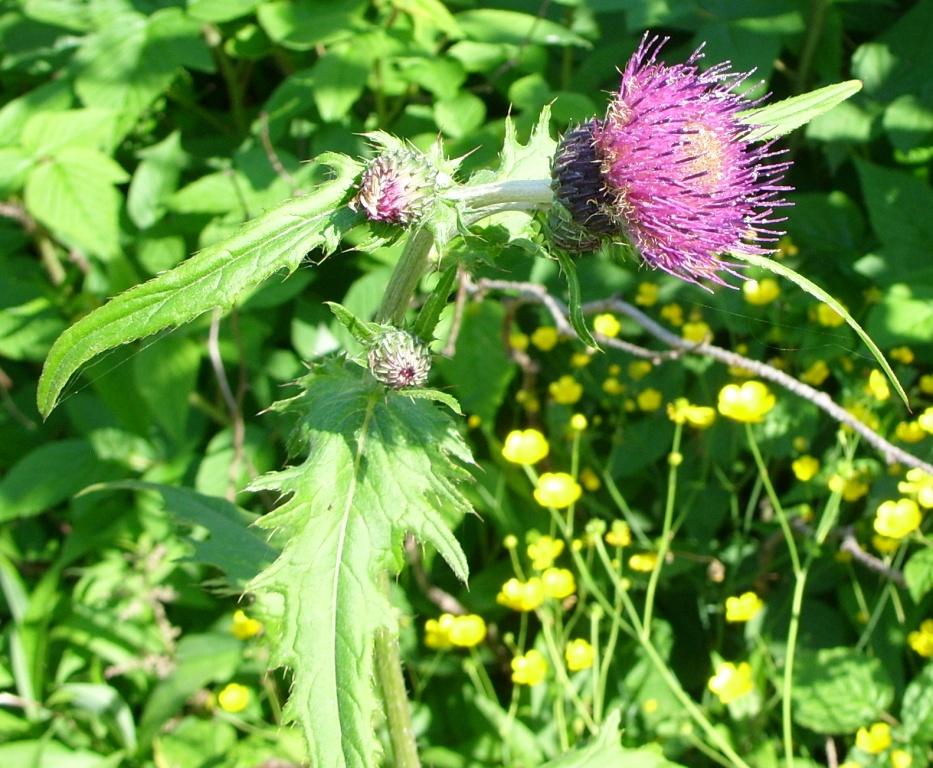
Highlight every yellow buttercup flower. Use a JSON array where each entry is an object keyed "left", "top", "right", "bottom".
[
  {"left": 872, "top": 534, "right": 900, "bottom": 554},
  {"left": 890, "top": 346, "right": 914, "bottom": 364},
  {"left": 899, "top": 469, "right": 933, "bottom": 509},
  {"left": 549, "top": 375, "right": 583, "bottom": 405},
  {"left": 919, "top": 406, "right": 933, "bottom": 434},
  {"left": 231, "top": 610, "right": 263, "bottom": 640},
  {"left": 873, "top": 498, "right": 921, "bottom": 539},
  {"left": 509, "top": 332, "right": 529, "bottom": 351},
  {"left": 502, "top": 429, "right": 549, "bottom": 465},
  {"left": 448, "top": 615, "right": 486, "bottom": 648},
  {"left": 920, "top": 374, "right": 933, "bottom": 395},
  {"left": 637, "top": 388, "right": 663, "bottom": 412},
  {"left": 866, "top": 369, "right": 890, "bottom": 402},
  {"left": 828, "top": 472, "right": 870, "bottom": 502},
  {"left": 496, "top": 577, "right": 545, "bottom": 612},
  {"left": 602, "top": 377, "right": 625, "bottom": 395},
  {"left": 628, "top": 360, "right": 652, "bottom": 380},
  {"left": 541, "top": 567, "right": 576, "bottom": 599},
  {"left": 511, "top": 649, "right": 548, "bottom": 685},
  {"left": 628, "top": 552, "right": 658, "bottom": 572},
  {"left": 579, "top": 467, "right": 601, "bottom": 492},
  {"left": 527, "top": 535, "right": 564, "bottom": 571},
  {"left": 531, "top": 326, "right": 559, "bottom": 351},
  {"left": 570, "top": 413, "right": 588, "bottom": 432},
  {"left": 792, "top": 455, "right": 820, "bottom": 482},
  {"left": 424, "top": 613, "right": 455, "bottom": 649},
  {"left": 217, "top": 683, "right": 250, "bottom": 713},
  {"left": 635, "top": 282, "right": 659, "bottom": 307},
  {"left": 503, "top": 534, "right": 518, "bottom": 550},
  {"left": 593, "top": 313, "right": 621, "bottom": 338},
  {"left": 660, "top": 303, "right": 683, "bottom": 326},
  {"left": 725, "top": 592, "right": 764, "bottom": 623},
  {"left": 570, "top": 351, "right": 592, "bottom": 368},
  {"left": 667, "top": 397, "right": 715, "bottom": 428},
  {"left": 800, "top": 359, "right": 830, "bottom": 386},
  {"left": 742, "top": 278, "right": 780, "bottom": 306},
  {"left": 682, "top": 320, "right": 711, "bottom": 343},
  {"left": 855, "top": 722, "right": 892, "bottom": 754},
  {"left": 890, "top": 750, "right": 913, "bottom": 768},
  {"left": 707, "top": 661, "right": 754, "bottom": 704},
  {"left": 605, "top": 520, "right": 631, "bottom": 548},
  {"left": 717, "top": 381, "right": 776, "bottom": 423},
  {"left": 565, "top": 639, "right": 595, "bottom": 671},
  {"left": 534, "top": 472, "right": 582, "bottom": 509},
  {"left": 895, "top": 421, "right": 926, "bottom": 443},
  {"left": 816, "top": 302, "right": 845, "bottom": 327},
  {"left": 908, "top": 619, "right": 933, "bottom": 657}
]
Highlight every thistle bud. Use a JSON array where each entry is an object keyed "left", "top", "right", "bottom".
[
  {"left": 368, "top": 330, "right": 431, "bottom": 389},
  {"left": 548, "top": 119, "right": 618, "bottom": 252},
  {"left": 353, "top": 148, "right": 439, "bottom": 227}
]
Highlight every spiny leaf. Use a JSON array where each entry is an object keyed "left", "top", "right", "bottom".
[
  {"left": 739, "top": 80, "right": 863, "bottom": 142},
  {"left": 248, "top": 361, "right": 472, "bottom": 767},
  {"left": 326, "top": 301, "right": 383, "bottom": 346},
  {"left": 38, "top": 154, "right": 362, "bottom": 417},
  {"left": 734, "top": 252, "right": 909, "bottom": 408}
]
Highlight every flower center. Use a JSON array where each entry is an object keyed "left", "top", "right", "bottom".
[{"left": 680, "top": 122, "right": 726, "bottom": 191}]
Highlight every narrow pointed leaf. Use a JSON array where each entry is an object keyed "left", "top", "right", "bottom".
[
  {"left": 734, "top": 252, "right": 908, "bottom": 408},
  {"left": 412, "top": 262, "right": 458, "bottom": 342},
  {"left": 739, "top": 80, "right": 863, "bottom": 142},
  {"left": 248, "top": 361, "right": 472, "bottom": 767},
  {"left": 38, "top": 154, "right": 361, "bottom": 417},
  {"left": 556, "top": 250, "right": 598, "bottom": 349}
]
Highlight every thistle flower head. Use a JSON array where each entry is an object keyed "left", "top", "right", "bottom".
[
  {"left": 353, "top": 147, "right": 439, "bottom": 226},
  {"left": 551, "top": 34, "right": 792, "bottom": 285},
  {"left": 367, "top": 329, "right": 431, "bottom": 389}
]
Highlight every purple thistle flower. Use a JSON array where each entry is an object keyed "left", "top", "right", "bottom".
[
  {"left": 353, "top": 148, "right": 439, "bottom": 226},
  {"left": 552, "top": 34, "right": 792, "bottom": 285}
]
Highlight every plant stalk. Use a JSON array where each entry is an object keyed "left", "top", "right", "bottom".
[
  {"left": 374, "top": 622, "right": 422, "bottom": 768},
  {"left": 378, "top": 226, "right": 436, "bottom": 324}
]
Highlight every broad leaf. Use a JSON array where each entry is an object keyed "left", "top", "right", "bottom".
[
  {"left": 739, "top": 81, "right": 863, "bottom": 142},
  {"left": 902, "top": 662, "right": 933, "bottom": 741},
  {"left": 791, "top": 647, "right": 894, "bottom": 733},
  {"left": 905, "top": 548, "right": 933, "bottom": 604},
  {"left": 37, "top": 154, "right": 361, "bottom": 417},
  {"left": 248, "top": 361, "right": 472, "bottom": 767}
]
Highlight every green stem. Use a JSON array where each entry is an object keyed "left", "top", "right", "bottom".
[
  {"left": 377, "top": 227, "right": 436, "bottom": 324},
  {"left": 447, "top": 179, "right": 554, "bottom": 209},
  {"left": 642, "top": 423, "right": 683, "bottom": 637},
  {"left": 592, "top": 539, "right": 753, "bottom": 768},
  {"left": 374, "top": 621, "right": 421, "bottom": 768},
  {"left": 204, "top": 24, "right": 247, "bottom": 135}
]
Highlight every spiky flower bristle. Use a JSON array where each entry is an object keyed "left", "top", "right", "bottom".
[
  {"left": 367, "top": 330, "right": 431, "bottom": 389},
  {"left": 353, "top": 149, "right": 439, "bottom": 227}
]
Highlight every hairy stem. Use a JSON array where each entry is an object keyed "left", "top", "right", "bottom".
[
  {"left": 374, "top": 622, "right": 421, "bottom": 768},
  {"left": 378, "top": 227, "right": 436, "bottom": 324},
  {"left": 447, "top": 179, "right": 554, "bottom": 209}
]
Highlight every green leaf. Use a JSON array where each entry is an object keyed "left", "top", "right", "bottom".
[
  {"left": 37, "top": 153, "right": 361, "bottom": 418},
  {"left": 739, "top": 80, "right": 863, "bottom": 142},
  {"left": 0, "top": 148, "right": 33, "bottom": 197},
  {"left": 188, "top": 0, "right": 259, "bottom": 22},
  {"left": 732, "top": 252, "right": 909, "bottom": 409},
  {"left": 325, "top": 301, "right": 382, "bottom": 347},
  {"left": 791, "top": 647, "right": 894, "bottom": 733},
  {"left": 257, "top": 0, "right": 367, "bottom": 50},
  {"left": 310, "top": 46, "right": 371, "bottom": 122},
  {"left": 434, "top": 92, "right": 487, "bottom": 139},
  {"left": 24, "top": 147, "right": 128, "bottom": 260},
  {"left": 48, "top": 684, "right": 136, "bottom": 751},
  {"left": 902, "top": 662, "right": 933, "bottom": 741},
  {"left": 248, "top": 361, "right": 472, "bottom": 767},
  {"left": 100, "top": 482, "right": 277, "bottom": 586},
  {"left": 868, "top": 284, "right": 933, "bottom": 346},
  {"left": 0, "top": 440, "right": 120, "bottom": 522},
  {"left": 132, "top": 334, "right": 202, "bottom": 444},
  {"left": 556, "top": 250, "right": 598, "bottom": 349},
  {"left": 455, "top": 9, "right": 589, "bottom": 47},
  {"left": 394, "top": 0, "right": 462, "bottom": 38},
  {"left": 127, "top": 131, "right": 188, "bottom": 230},
  {"left": 74, "top": 8, "right": 213, "bottom": 137},
  {"left": 412, "top": 263, "right": 458, "bottom": 342},
  {"left": 21, "top": 108, "right": 121, "bottom": 156},
  {"left": 905, "top": 548, "right": 933, "bottom": 604}
]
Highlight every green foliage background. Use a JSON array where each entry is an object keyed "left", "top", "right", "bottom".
[{"left": 1, "top": 0, "right": 932, "bottom": 766}]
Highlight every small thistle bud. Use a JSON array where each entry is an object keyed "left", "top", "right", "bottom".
[
  {"left": 548, "top": 119, "right": 617, "bottom": 252},
  {"left": 368, "top": 330, "right": 431, "bottom": 389},
  {"left": 353, "top": 149, "right": 439, "bottom": 226}
]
